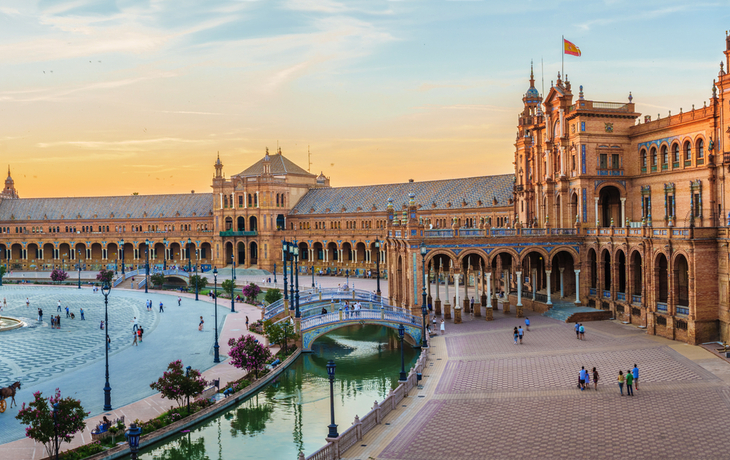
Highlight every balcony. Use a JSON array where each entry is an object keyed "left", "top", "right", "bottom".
[
  {"left": 631, "top": 295, "right": 642, "bottom": 305},
  {"left": 676, "top": 306, "right": 689, "bottom": 316},
  {"left": 656, "top": 302, "right": 668, "bottom": 313},
  {"left": 602, "top": 290, "right": 611, "bottom": 299},
  {"left": 219, "top": 231, "right": 257, "bottom": 237}
]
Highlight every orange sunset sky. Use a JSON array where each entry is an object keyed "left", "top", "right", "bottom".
[{"left": 1, "top": 1, "right": 728, "bottom": 198}]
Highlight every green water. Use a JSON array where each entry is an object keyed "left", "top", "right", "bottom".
[{"left": 138, "top": 325, "right": 419, "bottom": 460}]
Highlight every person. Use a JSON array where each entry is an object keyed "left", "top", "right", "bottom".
[
  {"left": 57, "top": 300, "right": 61, "bottom": 312},
  {"left": 133, "top": 330, "right": 138, "bottom": 346},
  {"left": 617, "top": 371, "right": 625, "bottom": 396},
  {"left": 625, "top": 369, "right": 634, "bottom": 396},
  {"left": 159, "top": 302, "right": 164, "bottom": 313},
  {"left": 100, "top": 320, "right": 104, "bottom": 330},
  {"left": 178, "top": 297, "right": 182, "bottom": 306},
  {"left": 470, "top": 296, "right": 474, "bottom": 312},
  {"left": 518, "top": 326, "right": 524, "bottom": 344},
  {"left": 574, "top": 322, "right": 580, "bottom": 339},
  {"left": 80, "top": 308, "right": 85, "bottom": 320},
  {"left": 26, "top": 297, "right": 30, "bottom": 307},
  {"left": 2, "top": 297, "right": 6, "bottom": 310},
  {"left": 56, "top": 315, "right": 61, "bottom": 329},
  {"left": 131, "top": 280, "right": 135, "bottom": 289},
  {"left": 632, "top": 364, "right": 639, "bottom": 390},
  {"left": 138, "top": 327, "right": 143, "bottom": 343},
  {"left": 579, "top": 323, "right": 585, "bottom": 340},
  {"left": 65, "top": 306, "right": 70, "bottom": 318},
  {"left": 38, "top": 307, "right": 43, "bottom": 322},
  {"left": 51, "top": 316, "right": 55, "bottom": 329},
  {"left": 106, "top": 334, "right": 111, "bottom": 350},
  {"left": 199, "top": 316, "right": 204, "bottom": 331},
  {"left": 132, "top": 317, "right": 138, "bottom": 332},
  {"left": 246, "top": 316, "right": 249, "bottom": 330},
  {"left": 525, "top": 317, "right": 530, "bottom": 331},
  {"left": 592, "top": 367, "right": 599, "bottom": 391},
  {"left": 513, "top": 327, "right": 519, "bottom": 345},
  {"left": 579, "top": 366, "right": 587, "bottom": 391},
  {"left": 440, "top": 319, "right": 445, "bottom": 335},
  {"left": 321, "top": 307, "right": 327, "bottom": 315}
]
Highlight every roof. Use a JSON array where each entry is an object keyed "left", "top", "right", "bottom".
[
  {"left": 0, "top": 193, "right": 213, "bottom": 221},
  {"left": 291, "top": 175, "right": 515, "bottom": 215},
  {"left": 236, "top": 152, "right": 314, "bottom": 177}
]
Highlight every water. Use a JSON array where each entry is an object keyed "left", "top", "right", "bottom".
[{"left": 138, "top": 325, "right": 418, "bottom": 460}]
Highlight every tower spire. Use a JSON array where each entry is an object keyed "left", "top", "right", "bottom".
[{"left": 530, "top": 60, "right": 535, "bottom": 87}]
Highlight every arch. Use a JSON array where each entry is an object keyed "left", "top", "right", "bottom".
[
  {"left": 75, "top": 243, "right": 87, "bottom": 260},
  {"left": 169, "top": 242, "right": 181, "bottom": 262},
  {"left": 548, "top": 246, "right": 580, "bottom": 267},
  {"left": 570, "top": 191, "right": 578, "bottom": 224},
  {"left": 43, "top": 243, "right": 54, "bottom": 261},
  {"left": 200, "top": 242, "right": 212, "bottom": 262},
  {"left": 640, "top": 148, "right": 647, "bottom": 170},
  {"left": 11, "top": 243, "right": 22, "bottom": 261},
  {"left": 696, "top": 137, "right": 704, "bottom": 162},
  {"left": 313, "top": 242, "right": 324, "bottom": 262},
  {"left": 224, "top": 217, "right": 233, "bottom": 231},
  {"left": 673, "top": 253, "right": 689, "bottom": 308},
  {"left": 237, "top": 242, "right": 246, "bottom": 266},
  {"left": 59, "top": 243, "right": 71, "bottom": 261},
  {"left": 107, "top": 243, "right": 118, "bottom": 261},
  {"left": 650, "top": 146, "right": 657, "bottom": 168},
  {"left": 249, "top": 216, "right": 258, "bottom": 232},
  {"left": 355, "top": 242, "right": 366, "bottom": 264},
  {"left": 655, "top": 252, "right": 669, "bottom": 303},
  {"left": 327, "top": 242, "right": 338, "bottom": 262},
  {"left": 341, "top": 242, "right": 352, "bottom": 263},
  {"left": 122, "top": 242, "right": 134, "bottom": 264},
  {"left": 237, "top": 216, "right": 245, "bottom": 231},
  {"left": 550, "top": 250, "right": 577, "bottom": 298},
  {"left": 153, "top": 242, "right": 165, "bottom": 264},
  {"left": 298, "top": 241, "right": 309, "bottom": 261},
  {"left": 660, "top": 144, "right": 668, "bottom": 168},
  {"left": 616, "top": 249, "right": 626, "bottom": 294},
  {"left": 519, "top": 249, "right": 548, "bottom": 298},
  {"left": 600, "top": 248, "right": 612, "bottom": 289},
  {"left": 249, "top": 241, "right": 258, "bottom": 265},
  {"left": 683, "top": 139, "right": 692, "bottom": 163},
  {"left": 518, "top": 247, "right": 549, "bottom": 266},
  {"left": 588, "top": 248, "right": 597, "bottom": 288},
  {"left": 305, "top": 321, "right": 419, "bottom": 351},
  {"left": 225, "top": 242, "right": 233, "bottom": 265},
  {"left": 276, "top": 214, "right": 285, "bottom": 231},
  {"left": 91, "top": 243, "right": 102, "bottom": 261},
  {"left": 629, "top": 249, "right": 643, "bottom": 298},
  {"left": 424, "top": 249, "right": 458, "bottom": 268},
  {"left": 598, "top": 185, "right": 621, "bottom": 227}
]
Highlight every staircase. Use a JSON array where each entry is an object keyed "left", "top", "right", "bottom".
[{"left": 542, "top": 298, "right": 611, "bottom": 323}]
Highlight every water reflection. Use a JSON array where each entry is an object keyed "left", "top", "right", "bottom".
[{"left": 139, "top": 325, "right": 417, "bottom": 460}]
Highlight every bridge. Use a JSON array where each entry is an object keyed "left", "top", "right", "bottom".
[
  {"left": 264, "top": 288, "right": 424, "bottom": 352},
  {"left": 114, "top": 269, "right": 191, "bottom": 289}
]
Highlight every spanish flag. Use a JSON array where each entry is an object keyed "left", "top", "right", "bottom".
[{"left": 564, "top": 38, "right": 581, "bottom": 56}]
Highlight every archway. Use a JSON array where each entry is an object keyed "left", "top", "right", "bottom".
[
  {"left": 490, "top": 252, "right": 515, "bottom": 297},
  {"left": 600, "top": 249, "right": 611, "bottom": 292},
  {"left": 616, "top": 250, "right": 626, "bottom": 294},
  {"left": 588, "top": 248, "right": 597, "bottom": 289},
  {"left": 276, "top": 214, "right": 285, "bottom": 230},
  {"left": 327, "top": 242, "right": 338, "bottom": 263},
  {"left": 225, "top": 217, "right": 233, "bottom": 231},
  {"left": 153, "top": 242, "right": 165, "bottom": 266},
  {"left": 631, "top": 251, "right": 643, "bottom": 301},
  {"left": 356, "top": 242, "right": 367, "bottom": 265},
  {"left": 107, "top": 243, "right": 118, "bottom": 262},
  {"left": 599, "top": 185, "right": 621, "bottom": 227},
  {"left": 249, "top": 216, "right": 258, "bottom": 232},
  {"left": 298, "top": 241, "right": 309, "bottom": 262},
  {"left": 570, "top": 192, "right": 578, "bottom": 225},
  {"left": 43, "top": 243, "right": 54, "bottom": 262},
  {"left": 249, "top": 242, "right": 258, "bottom": 265},
  {"left": 550, "top": 250, "right": 577, "bottom": 298},
  {"left": 169, "top": 242, "right": 181, "bottom": 263},
  {"left": 237, "top": 216, "right": 245, "bottom": 231},
  {"left": 674, "top": 254, "right": 689, "bottom": 309},
  {"left": 313, "top": 242, "right": 324, "bottom": 262},
  {"left": 200, "top": 242, "right": 212, "bottom": 263},
  {"left": 237, "top": 242, "right": 246, "bottom": 266},
  {"left": 342, "top": 242, "right": 352, "bottom": 264},
  {"left": 225, "top": 242, "right": 233, "bottom": 266},
  {"left": 28, "top": 243, "right": 39, "bottom": 260},
  {"left": 75, "top": 243, "right": 87, "bottom": 262},
  {"left": 520, "top": 250, "right": 547, "bottom": 300},
  {"left": 656, "top": 253, "right": 668, "bottom": 303}
]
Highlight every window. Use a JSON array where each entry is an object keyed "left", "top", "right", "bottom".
[
  {"left": 697, "top": 139, "right": 704, "bottom": 164},
  {"left": 641, "top": 149, "right": 647, "bottom": 169},
  {"left": 580, "top": 122, "right": 585, "bottom": 132},
  {"left": 599, "top": 154, "right": 607, "bottom": 169},
  {"left": 661, "top": 146, "right": 668, "bottom": 166},
  {"left": 672, "top": 144, "right": 679, "bottom": 164},
  {"left": 694, "top": 193, "right": 700, "bottom": 216},
  {"left": 651, "top": 147, "right": 657, "bottom": 167},
  {"left": 684, "top": 141, "right": 691, "bottom": 162},
  {"left": 238, "top": 195, "right": 243, "bottom": 207},
  {"left": 611, "top": 154, "right": 620, "bottom": 170}
]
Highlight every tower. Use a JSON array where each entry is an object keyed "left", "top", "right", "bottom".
[
  {"left": 214, "top": 153, "right": 223, "bottom": 178},
  {"left": 1, "top": 166, "right": 19, "bottom": 200}
]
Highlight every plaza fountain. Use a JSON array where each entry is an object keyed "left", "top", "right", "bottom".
[{"left": 0, "top": 316, "right": 23, "bottom": 331}]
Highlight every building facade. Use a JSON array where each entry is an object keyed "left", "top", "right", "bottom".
[{"left": 3, "top": 33, "right": 730, "bottom": 345}]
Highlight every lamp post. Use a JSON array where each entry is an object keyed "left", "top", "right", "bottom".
[
  {"left": 77, "top": 249, "right": 81, "bottom": 289},
  {"left": 53, "top": 402, "right": 59, "bottom": 460},
  {"left": 345, "top": 269, "right": 349, "bottom": 287},
  {"left": 213, "top": 267, "right": 220, "bottom": 363},
  {"left": 282, "top": 241, "right": 288, "bottom": 309},
  {"left": 194, "top": 249, "right": 199, "bottom": 301},
  {"left": 185, "top": 365, "right": 192, "bottom": 415},
  {"left": 398, "top": 323, "right": 407, "bottom": 381},
  {"left": 374, "top": 239, "right": 381, "bottom": 297},
  {"left": 294, "top": 244, "right": 300, "bottom": 318},
  {"left": 187, "top": 238, "right": 192, "bottom": 285},
  {"left": 289, "top": 243, "right": 295, "bottom": 309},
  {"left": 273, "top": 263, "right": 277, "bottom": 284},
  {"left": 120, "top": 239, "right": 125, "bottom": 276},
  {"left": 420, "top": 243, "right": 428, "bottom": 348},
  {"left": 144, "top": 240, "right": 150, "bottom": 294},
  {"left": 326, "top": 360, "right": 338, "bottom": 438},
  {"left": 230, "top": 254, "right": 236, "bottom": 313},
  {"left": 124, "top": 423, "right": 142, "bottom": 460},
  {"left": 311, "top": 257, "right": 315, "bottom": 289},
  {"left": 162, "top": 238, "right": 167, "bottom": 270},
  {"left": 101, "top": 278, "right": 113, "bottom": 411}
]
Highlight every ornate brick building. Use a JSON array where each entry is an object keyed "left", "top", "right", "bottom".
[{"left": 3, "top": 32, "right": 730, "bottom": 345}]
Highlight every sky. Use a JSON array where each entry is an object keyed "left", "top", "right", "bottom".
[{"left": 1, "top": 0, "right": 729, "bottom": 198}]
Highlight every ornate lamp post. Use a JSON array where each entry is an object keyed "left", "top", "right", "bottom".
[
  {"left": 420, "top": 243, "right": 428, "bottom": 348},
  {"left": 213, "top": 267, "right": 220, "bottom": 363},
  {"left": 144, "top": 240, "right": 150, "bottom": 294},
  {"left": 345, "top": 269, "right": 349, "bottom": 287},
  {"left": 311, "top": 256, "right": 315, "bottom": 289},
  {"left": 274, "top": 263, "right": 277, "bottom": 284},
  {"left": 282, "top": 241, "right": 289, "bottom": 310},
  {"left": 398, "top": 323, "right": 407, "bottom": 381},
  {"left": 194, "top": 248, "right": 199, "bottom": 301},
  {"left": 230, "top": 254, "right": 236, "bottom": 313},
  {"left": 120, "top": 239, "right": 125, "bottom": 276},
  {"left": 294, "top": 244, "right": 300, "bottom": 318},
  {"left": 162, "top": 238, "right": 167, "bottom": 270},
  {"left": 326, "top": 360, "right": 338, "bottom": 438},
  {"left": 77, "top": 249, "right": 82, "bottom": 289},
  {"left": 124, "top": 423, "right": 142, "bottom": 460},
  {"left": 374, "top": 238, "right": 381, "bottom": 297},
  {"left": 101, "top": 277, "right": 113, "bottom": 411},
  {"left": 289, "top": 243, "right": 295, "bottom": 308}
]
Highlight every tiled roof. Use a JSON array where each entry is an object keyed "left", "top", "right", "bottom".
[
  {"left": 0, "top": 193, "right": 213, "bottom": 221},
  {"left": 291, "top": 175, "right": 515, "bottom": 215},
  {"left": 236, "top": 152, "right": 314, "bottom": 177}
]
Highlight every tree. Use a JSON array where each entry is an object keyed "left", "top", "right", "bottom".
[
  {"left": 150, "top": 360, "right": 207, "bottom": 413},
  {"left": 265, "top": 320, "right": 295, "bottom": 354},
  {"left": 241, "top": 283, "right": 261, "bottom": 304},
  {"left": 151, "top": 273, "right": 166, "bottom": 287},
  {"left": 228, "top": 334, "right": 271, "bottom": 379},
  {"left": 189, "top": 274, "right": 208, "bottom": 291},
  {"left": 96, "top": 269, "right": 114, "bottom": 285},
  {"left": 264, "top": 288, "right": 282, "bottom": 305},
  {"left": 50, "top": 269, "right": 69, "bottom": 283},
  {"left": 221, "top": 279, "right": 236, "bottom": 298},
  {"left": 15, "top": 389, "right": 89, "bottom": 459}
]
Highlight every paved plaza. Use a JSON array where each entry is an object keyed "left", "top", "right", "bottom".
[{"left": 344, "top": 309, "right": 730, "bottom": 460}]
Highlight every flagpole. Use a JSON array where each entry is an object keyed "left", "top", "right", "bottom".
[{"left": 561, "top": 35, "right": 564, "bottom": 80}]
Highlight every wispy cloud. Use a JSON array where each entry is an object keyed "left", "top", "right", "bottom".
[{"left": 37, "top": 137, "right": 214, "bottom": 151}]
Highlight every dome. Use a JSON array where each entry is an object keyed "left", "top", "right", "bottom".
[{"left": 526, "top": 87, "right": 539, "bottom": 98}]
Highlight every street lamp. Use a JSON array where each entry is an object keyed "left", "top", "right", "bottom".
[
  {"left": 282, "top": 241, "right": 288, "bottom": 310},
  {"left": 289, "top": 243, "right": 295, "bottom": 309},
  {"left": 185, "top": 365, "right": 192, "bottom": 415},
  {"left": 294, "top": 244, "right": 300, "bottom": 318},
  {"left": 326, "top": 360, "right": 338, "bottom": 438},
  {"left": 194, "top": 249, "right": 199, "bottom": 301},
  {"left": 420, "top": 243, "right": 428, "bottom": 348},
  {"left": 53, "top": 402, "right": 59, "bottom": 460},
  {"left": 345, "top": 269, "right": 349, "bottom": 287},
  {"left": 274, "top": 263, "right": 277, "bottom": 284},
  {"left": 374, "top": 239, "right": 381, "bottom": 297},
  {"left": 213, "top": 267, "right": 220, "bottom": 363},
  {"left": 120, "top": 239, "right": 125, "bottom": 276},
  {"left": 144, "top": 240, "right": 150, "bottom": 294},
  {"left": 398, "top": 323, "right": 407, "bottom": 381},
  {"left": 187, "top": 238, "right": 192, "bottom": 287},
  {"left": 124, "top": 423, "right": 142, "bottom": 460},
  {"left": 101, "top": 278, "right": 113, "bottom": 411},
  {"left": 77, "top": 249, "right": 81, "bottom": 289},
  {"left": 162, "top": 238, "right": 167, "bottom": 270},
  {"left": 230, "top": 254, "right": 236, "bottom": 313}
]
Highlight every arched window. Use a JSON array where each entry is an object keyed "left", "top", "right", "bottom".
[
  {"left": 672, "top": 144, "right": 679, "bottom": 164},
  {"left": 641, "top": 149, "right": 647, "bottom": 170},
  {"left": 651, "top": 147, "right": 657, "bottom": 168},
  {"left": 696, "top": 139, "right": 704, "bottom": 163},
  {"left": 684, "top": 141, "right": 691, "bottom": 162},
  {"left": 661, "top": 145, "right": 668, "bottom": 168}
]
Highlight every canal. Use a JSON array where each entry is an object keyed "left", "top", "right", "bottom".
[{"left": 138, "top": 324, "right": 419, "bottom": 460}]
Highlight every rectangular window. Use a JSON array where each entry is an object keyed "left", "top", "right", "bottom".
[
  {"left": 694, "top": 193, "right": 700, "bottom": 217},
  {"left": 201, "top": 248, "right": 207, "bottom": 259},
  {"left": 581, "top": 145, "right": 586, "bottom": 174},
  {"left": 611, "top": 154, "right": 620, "bottom": 169},
  {"left": 599, "top": 154, "right": 608, "bottom": 169},
  {"left": 580, "top": 122, "right": 585, "bottom": 132},
  {"left": 667, "top": 195, "right": 674, "bottom": 217}
]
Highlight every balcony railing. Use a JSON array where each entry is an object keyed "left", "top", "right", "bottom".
[
  {"left": 219, "top": 231, "right": 258, "bottom": 237},
  {"left": 632, "top": 295, "right": 642, "bottom": 305},
  {"left": 616, "top": 292, "right": 626, "bottom": 301},
  {"left": 589, "top": 288, "right": 597, "bottom": 296},
  {"left": 676, "top": 306, "right": 689, "bottom": 316},
  {"left": 602, "top": 290, "right": 611, "bottom": 299},
  {"left": 656, "top": 302, "right": 668, "bottom": 313}
]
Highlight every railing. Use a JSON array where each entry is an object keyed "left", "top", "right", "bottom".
[
  {"left": 264, "top": 288, "right": 388, "bottom": 321},
  {"left": 656, "top": 302, "right": 667, "bottom": 312},
  {"left": 589, "top": 288, "right": 597, "bottom": 296},
  {"left": 459, "top": 229, "right": 485, "bottom": 237},
  {"left": 551, "top": 228, "right": 577, "bottom": 235},
  {"left": 303, "top": 335, "right": 430, "bottom": 460},
  {"left": 219, "top": 230, "right": 258, "bottom": 237},
  {"left": 300, "top": 307, "right": 421, "bottom": 330},
  {"left": 423, "top": 229, "right": 454, "bottom": 238},
  {"left": 490, "top": 228, "right": 517, "bottom": 236},
  {"left": 676, "top": 306, "right": 689, "bottom": 316},
  {"left": 520, "top": 229, "right": 547, "bottom": 236},
  {"left": 632, "top": 295, "right": 642, "bottom": 305},
  {"left": 602, "top": 290, "right": 611, "bottom": 299},
  {"left": 616, "top": 292, "right": 626, "bottom": 301}
]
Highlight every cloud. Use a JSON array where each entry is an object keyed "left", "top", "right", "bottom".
[{"left": 36, "top": 137, "right": 214, "bottom": 151}]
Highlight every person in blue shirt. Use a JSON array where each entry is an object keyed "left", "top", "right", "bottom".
[
  {"left": 632, "top": 364, "right": 639, "bottom": 390},
  {"left": 574, "top": 322, "right": 580, "bottom": 339},
  {"left": 525, "top": 317, "right": 530, "bottom": 331},
  {"left": 579, "top": 366, "right": 588, "bottom": 390},
  {"left": 579, "top": 324, "right": 585, "bottom": 340}
]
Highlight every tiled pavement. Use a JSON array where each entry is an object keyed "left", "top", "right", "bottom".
[{"left": 343, "top": 309, "right": 730, "bottom": 459}]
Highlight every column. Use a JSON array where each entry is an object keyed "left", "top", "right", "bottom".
[
  {"left": 485, "top": 272, "right": 493, "bottom": 321},
  {"left": 546, "top": 270, "right": 552, "bottom": 305},
  {"left": 444, "top": 272, "right": 451, "bottom": 319},
  {"left": 434, "top": 270, "right": 441, "bottom": 316},
  {"left": 463, "top": 270, "right": 469, "bottom": 312},
  {"left": 620, "top": 198, "right": 626, "bottom": 226},
  {"left": 594, "top": 197, "right": 600, "bottom": 226},
  {"left": 454, "top": 273, "right": 462, "bottom": 324},
  {"left": 559, "top": 267, "right": 565, "bottom": 298},
  {"left": 531, "top": 269, "right": 537, "bottom": 301},
  {"left": 516, "top": 271, "right": 523, "bottom": 306},
  {"left": 574, "top": 269, "right": 581, "bottom": 305}
]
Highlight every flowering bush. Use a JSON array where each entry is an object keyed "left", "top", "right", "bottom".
[
  {"left": 50, "top": 269, "right": 69, "bottom": 283},
  {"left": 150, "top": 360, "right": 207, "bottom": 409},
  {"left": 241, "top": 283, "right": 261, "bottom": 303},
  {"left": 228, "top": 334, "right": 271, "bottom": 379},
  {"left": 15, "top": 389, "right": 89, "bottom": 458},
  {"left": 96, "top": 269, "right": 114, "bottom": 284}
]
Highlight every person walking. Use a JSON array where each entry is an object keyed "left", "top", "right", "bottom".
[
  {"left": 137, "top": 327, "right": 143, "bottom": 343},
  {"left": 618, "top": 371, "right": 625, "bottom": 396},
  {"left": 525, "top": 317, "right": 530, "bottom": 331},
  {"left": 574, "top": 322, "right": 580, "bottom": 339},
  {"left": 133, "top": 330, "right": 138, "bottom": 346},
  {"left": 132, "top": 317, "right": 138, "bottom": 333},
  {"left": 518, "top": 326, "right": 524, "bottom": 344},
  {"left": 80, "top": 308, "right": 85, "bottom": 320},
  {"left": 440, "top": 319, "right": 445, "bottom": 335},
  {"left": 57, "top": 300, "right": 61, "bottom": 313},
  {"left": 632, "top": 364, "right": 639, "bottom": 390},
  {"left": 625, "top": 369, "right": 634, "bottom": 396},
  {"left": 26, "top": 297, "right": 30, "bottom": 307},
  {"left": 65, "top": 306, "right": 70, "bottom": 318},
  {"left": 592, "top": 367, "right": 599, "bottom": 391},
  {"left": 246, "top": 316, "right": 249, "bottom": 330},
  {"left": 56, "top": 315, "right": 61, "bottom": 329},
  {"left": 38, "top": 307, "right": 43, "bottom": 322},
  {"left": 579, "top": 323, "right": 585, "bottom": 340},
  {"left": 178, "top": 297, "right": 182, "bottom": 306},
  {"left": 100, "top": 320, "right": 104, "bottom": 330},
  {"left": 513, "top": 327, "right": 519, "bottom": 345},
  {"left": 579, "top": 366, "right": 587, "bottom": 391},
  {"left": 51, "top": 316, "right": 55, "bottom": 329},
  {"left": 159, "top": 302, "right": 164, "bottom": 313},
  {"left": 106, "top": 334, "right": 111, "bottom": 350},
  {"left": 199, "top": 316, "right": 204, "bottom": 331}
]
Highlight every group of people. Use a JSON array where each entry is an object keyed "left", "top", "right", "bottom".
[
  {"left": 144, "top": 299, "right": 164, "bottom": 312},
  {"left": 574, "top": 322, "right": 587, "bottom": 340},
  {"left": 578, "top": 364, "right": 639, "bottom": 395}
]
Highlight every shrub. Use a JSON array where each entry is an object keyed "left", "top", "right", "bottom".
[
  {"left": 50, "top": 269, "right": 69, "bottom": 283},
  {"left": 264, "top": 288, "right": 283, "bottom": 304},
  {"left": 189, "top": 275, "right": 208, "bottom": 291},
  {"left": 150, "top": 361, "right": 207, "bottom": 411},
  {"left": 228, "top": 335, "right": 271, "bottom": 379},
  {"left": 242, "top": 283, "right": 261, "bottom": 303},
  {"left": 150, "top": 273, "right": 165, "bottom": 287}
]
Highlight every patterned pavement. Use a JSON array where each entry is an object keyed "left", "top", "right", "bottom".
[{"left": 365, "top": 310, "right": 730, "bottom": 459}]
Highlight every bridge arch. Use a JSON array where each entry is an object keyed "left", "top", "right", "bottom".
[{"left": 302, "top": 319, "right": 421, "bottom": 352}]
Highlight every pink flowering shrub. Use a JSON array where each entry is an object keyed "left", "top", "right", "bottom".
[
  {"left": 241, "top": 283, "right": 261, "bottom": 303},
  {"left": 228, "top": 334, "right": 271, "bottom": 379},
  {"left": 15, "top": 388, "right": 89, "bottom": 458},
  {"left": 50, "top": 269, "right": 69, "bottom": 283},
  {"left": 150, "top": 360, "right": 207, "bottom": 408}
]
